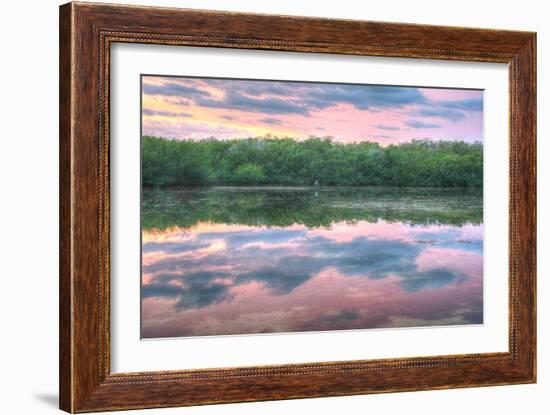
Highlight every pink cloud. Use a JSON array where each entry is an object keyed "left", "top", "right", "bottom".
[{"left": 142, "top": 76, "right": 484, "bottom": 145}]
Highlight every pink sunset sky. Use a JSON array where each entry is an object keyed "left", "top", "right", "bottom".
[{"left": 142, "top": 75, "right": 483, "bottom": 146}]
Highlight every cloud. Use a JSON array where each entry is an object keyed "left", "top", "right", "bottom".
[
  {"left": 142, "top": 119, "right": 249, "bottom": 140},
  {"left": 145, "top": 77, "right": 430, "bottom": 117},
  {"left": 404, "top": 120, "right": 441, "bottom": 129},
  {"left": 201, "top": 228, "right": 307, "bottom": 247},
  {"left": 412, "top": 97, "right": 483, "bottom": 121},
  {"left": 143, "top": 81, "right": 212, "bottom": 99},
  {"left": 204, "top": 79, "right": 294, "bottom": 97},
  {"left": 144, "top": 272, "right": 234, "bottom": 310},
  {"left": 415, "top": 108, "right": 466, "bottom": 121},
  {"left": 141, "top": 217, "right": 483, "bottom": 337},
  {"left": 258, "top": 117, "right": 283, "bottom": 125},
  {"left": 399, "top": 269, "right": 465, "bottom": 293},
  {"left": 236, "top": 262, "right": 314, "bottom": 295},
  {"left": 323, "top": 309, "right": 359, "bottom": 323},
  {"left": 142, "top": 283, "right": 183, "bottom": 299},
  {"left": 197, "top": 83, "right": 428, "bottom": 116},
  {"left": 304, "top": 236, "right": 422, "bottom": 279},
  {"left": 143, "top": 226, "right": 479, "bottom": 309},
  {"left": 143, "top": 239, "right": 210, "bottom": 255},
  {"left": 226, "top": 81, "right": 294, "bottom": 97},
  {"left": 142, "top": 109, "right": 192, "bottom": 118},
  {"left": 142, "top": 76, "right": 483, "bottom": 143},
  {"left": 374, "top": 124, "right": 402, "bottom": 131},
  {"left": 304, "top": 84, "right": 428, "bottom": 111},
  {"left": 165, "top": 97, "right": 191, "bottom": 106},
  {"left": 197, "top": 90, "right": 310, "bottom": 116},
  {"left": 440, "top": 98, "right": 483, "bottom": 111}
]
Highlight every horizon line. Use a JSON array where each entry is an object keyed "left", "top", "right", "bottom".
[{"left": 142, "top": 134, "right": 483, "bottom": 146}]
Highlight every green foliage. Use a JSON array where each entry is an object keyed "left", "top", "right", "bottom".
[
  {"left": 142, "top": 136, "right": 483, "bottom": 188},
  {"left": 233, "top": 163, "right": 266, "bottom": 184},
  {"left": 142, "top": 187, "right": 483, "bottom": 231}
]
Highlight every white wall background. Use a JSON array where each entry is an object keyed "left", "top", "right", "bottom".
[{"left": 0, "top": 0, "right": 546, "bottom": 414}]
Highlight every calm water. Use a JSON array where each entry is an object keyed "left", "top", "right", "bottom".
[{"left": 141, "top": 187, "right": 483, "bottom": 338}]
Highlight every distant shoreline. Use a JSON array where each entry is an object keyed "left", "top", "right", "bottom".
[
  {"left": 142, "top": 135, "right": 483, "bottom": 188},
  {"left": 143, "top": 184, "right": 483, "bottom": 190}
]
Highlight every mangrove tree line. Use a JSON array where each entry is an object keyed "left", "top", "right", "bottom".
[{"left": 142, "top": 135, "right": 483, "bottom": 188}]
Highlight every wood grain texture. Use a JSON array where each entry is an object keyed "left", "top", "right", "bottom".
[
  {"left": 59, "top": 3, "right": 73, "bottom": 411},
  {"left": 59, "top": 2, "right": 537, "bottom": 412}
]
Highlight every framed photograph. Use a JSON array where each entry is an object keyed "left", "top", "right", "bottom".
[{"left": 59, "top": 2, "right": 536, "bottom": 412}]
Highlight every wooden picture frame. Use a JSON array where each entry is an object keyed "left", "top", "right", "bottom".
[{"left": 59, "top": 2, "right": 536, "bottom": 412}]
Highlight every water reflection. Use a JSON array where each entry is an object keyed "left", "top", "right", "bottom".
[{"left": 141, "top": 187, "right": 483, "bottom": 338}]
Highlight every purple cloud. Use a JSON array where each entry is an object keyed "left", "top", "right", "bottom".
[{"left": 405, "top": 120, "right": 442, "bottom": 129}]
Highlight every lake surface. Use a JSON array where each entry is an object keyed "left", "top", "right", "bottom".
[{"left": 141, "top": 186, "right": 483, "bottom": 338}]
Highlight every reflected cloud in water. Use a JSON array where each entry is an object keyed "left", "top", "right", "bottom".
[{"left": 142, "top": 218, "right": 483, "bottom": 338}]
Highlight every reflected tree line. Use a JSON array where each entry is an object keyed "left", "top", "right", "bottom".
[
  {"left": 142, "top": 187, "right": 483, "bottom": 231},
  {"left": 142, "top": 136, "right": 483, "bottom": 188}
]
